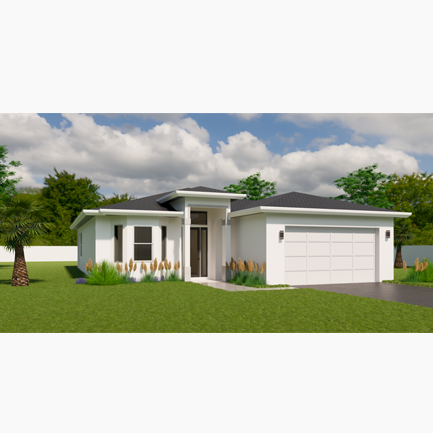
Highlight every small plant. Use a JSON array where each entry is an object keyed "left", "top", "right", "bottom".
[
  {"left": 165, "top": 260, "right": 183, "bottom": 281},
  {"left": 75, "top": 277, "right": 87, "bottom": 284},
  {"left": 402, "top": 257, "right": 433, "bottom": 283},
  {"left": 85, "top": 259, "right": 125, "bottom": 285},
  {"left": 227, "top": 257, "right": 266, "bottom": 286}
]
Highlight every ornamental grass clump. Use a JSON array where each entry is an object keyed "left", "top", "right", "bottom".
[
  {"left": 85, "top": 259, "right": 125, "bottom": 285},
  {"left": 165, "top": 259, "right": 182, "bottom": 281},
  {"left": 402, "top": 257, "right": 433, "bottom": 283},
  {"left": 228, "top": 257, "right": 266, "bottom": 286}
]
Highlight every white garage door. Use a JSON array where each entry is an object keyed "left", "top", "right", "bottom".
[{"left": 284, "top": 227, "right": 376, "bottom": 285}]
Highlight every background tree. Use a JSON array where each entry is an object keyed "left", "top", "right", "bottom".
[
  {"left": 385, "top": 171, "right": 433, "bottom": 259},
  {"left": 223, "top": 172, "right": 277, "bottom": 200},
  {"left": 0, "top": 145, "right": 22, "bottom": 203},
  {"left": 328, "top": 163, "right": 396, "bottom": 209},
  {"left": 39, "top": 169, "right": 134, "bottom": 245},
  {"left": 0, "top": 195, "right": 54, "bottom": 286},
  {"left": 98, "top": 192, "right": 136, "bottom": 207},
  {"left": 393, "top": 218, "right": 416, "bottom": 268}
]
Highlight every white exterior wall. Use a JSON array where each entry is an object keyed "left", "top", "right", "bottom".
[
  {"left": 265, "top": 213, "right": 394, "bottom": 285},
  {"left": 123, "top": 215, "right": 160, "bottom": 265},
  {"left": 159, "top": 216, "right": 182, "bottom": 276},
  {"left": 231, "top": 213, "right": 267, "bottom": 273},
  {"left": 78, "top": 217, "right": 96, "bottom": 272}
]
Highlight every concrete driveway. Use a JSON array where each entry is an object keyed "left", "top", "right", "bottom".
[{"left": 294, "top": 282, "right": 433, "bottom": 308}]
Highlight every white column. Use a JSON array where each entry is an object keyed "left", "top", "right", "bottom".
[
  {"left": 221, "top": 209, "right": 231, "bottom": 282},
  {"left": 183, "top": 206, "right": 191, "bottom": 281}
]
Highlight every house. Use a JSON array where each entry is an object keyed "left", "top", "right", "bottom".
[{"left": 70, "top": 186, "right": 411, "bottom": 285}]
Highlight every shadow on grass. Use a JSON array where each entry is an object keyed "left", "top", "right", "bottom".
[{"left": 65, "top": 266, "right": 85, "bottom": 279}]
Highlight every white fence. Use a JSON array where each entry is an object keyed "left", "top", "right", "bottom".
[
  {"left": 0, "top": 246, "right": 77, "bottom": 262},
  {"left": 1, "top": 245, "right": 432, "bottom": 265},
  {"left": 394, "top": 246, "right": 433, "bottom": 265}
]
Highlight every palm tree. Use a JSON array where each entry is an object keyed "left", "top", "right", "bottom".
[
  {"left": 394, "top": 218, "right": 416, "bottom": 268},
  {"left": 0, "top": 196, "right": 53, "bottom": 286}
]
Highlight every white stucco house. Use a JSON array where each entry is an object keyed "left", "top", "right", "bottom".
[{"left": 70, "top": 186, "right": 411, "bottom": 285}]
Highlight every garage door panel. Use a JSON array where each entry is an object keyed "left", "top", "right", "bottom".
[
  {"left": 353, "top": 269, "right": 375, "bottom": 283},
  {"left": 332, "top": 270, "right": 353, "bottom": 283},
  {"left": 332, "top": 256, "right": 352, "bottom": 270},
  {"left": 332, "top": 232, "right": 353, "bottom": 242},
  {"left": 308, "top": 242, "right": 330, "bottom": 256},
  {"left": 285, "top": 256, "right": 307, "bottom": 271},
  {"left": 285, "top": 231, "right": 307, "bottom": 241},
  {"left": 308, "top": 270, "right": 331, "bottom": 284},
  {"left": 285, "top": 227, "right": 376, "bottom": 285},
  {"left": 354, "top": 242, "right": 375, "bottom": 255},
  {"left": 309, "top": 256, "right": 331, "bottom": 270},
  {"left": 308, "top": 232, "right": 330, "bottom": 242},
  {"left": 353, "top": 256, "right": 375, "bottom": 270},
  {"left": 285, "top": 242, "right": 307, "bottom": 256},
  {"left": 354, "top": 232, "right": 375, "bottom": 242},
  {"left": 285, "top": 271, "right": 307, "bottom": 285},
  {"left": 332, "top": 242, "right": 352, "bottom": 256}
]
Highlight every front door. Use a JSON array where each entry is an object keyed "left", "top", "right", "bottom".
[{"left": 190, "top": 227, "right": 208, "bottom": 277}]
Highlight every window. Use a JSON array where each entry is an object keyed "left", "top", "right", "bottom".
[
  {"left": 114, "top": 225, "right": 123, "bottom": 262},
  {"left": 161, "top": 226, "right": 167, "bottom": 261},
  {"left": 191, "top": 211, "right": 207, "bottom": 225},
  {"left": 134, "top": 227, "right": 152, "bottom": 260},
  {"left": 78, "top": 233, "right": 82, "bottom": 258}
]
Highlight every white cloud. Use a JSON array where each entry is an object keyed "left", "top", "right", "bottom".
[
  {"left": 0, "top": 114, "right": 421, "bottom": 199},
  {"left": 309, "top": 135, "right": 337, "bottom": 149},
  {"left": 89, "top": 113, "right": 187, "bottom": 123},
  {"left": 230, "top": 113, "right": 262, "bottom": 121},
  {"left": 278, "top": 113, "right": 433, "bottom": 155}
]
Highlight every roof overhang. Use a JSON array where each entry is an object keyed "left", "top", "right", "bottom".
[
  {"left": 156, "top": 190, "right": 246, "bottom": 203},
  {"left": 70, "top": 209, "right": 184, "bottom": 230},
  {"left": 229, "top": 206, "right": 412, "bottom": 219}
]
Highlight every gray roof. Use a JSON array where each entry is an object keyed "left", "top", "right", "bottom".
[
  {"left": 89, "top": 186, "right": 233, "bottom": 211},
  {"left": 231, "top": 191, "right": 396, "bottom": 213},
  {"left": 88, "top": 186, "right": 396, "bottom": 213}
]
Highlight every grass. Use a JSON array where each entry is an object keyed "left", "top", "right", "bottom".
[
  {"left": 1, "top": 261, "right": 433, "bottom": 332},
  {"left": 383, "top": 266, "right": 433, "bottom": 288}
]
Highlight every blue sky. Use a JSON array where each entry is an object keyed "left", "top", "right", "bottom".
[
  {"left": 2, "top": 113, "right": 430, "bottom": 199},
  {"left": 38, "top": 112, "right": 383, "bottom": 157}
]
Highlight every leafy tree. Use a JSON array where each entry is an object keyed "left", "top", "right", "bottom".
[
  {"left": 98, "top": 193, "right": 136, "bottom": 207},
  {"left": 328, "top": 163, "right": 395, "bottom": 209},
  {"left": 40, "top": 168, "right": 104, "bottom": 246},
  {"left": 385, "top": 171, "right": 433, "bottom": 231},
  {"left": 223, "top": 172, "right": 277, "bottom": 200},
  {"left": 0, "top": 195, "right": 54, "bottom": 286},
  {"left": 39, "top": 169, "right": 134, "bottom": 245},
  {"left": 0, "top": 145, "right": 22, "bottom": 203}
]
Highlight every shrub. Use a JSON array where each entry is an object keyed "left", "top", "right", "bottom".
[
  {"left": 401, "top": 258, "right": 433, "bottom": 283},
  {"left": 227, "top": 257, "right": 266, "bottom": 286},
  {"left": 85, "top": 259, "right": 125, "bottom": 286}
]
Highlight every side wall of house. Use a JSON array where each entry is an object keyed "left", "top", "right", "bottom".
[
  {"left": 266, "top": 213, "right": 394, "bottom": 285},
  {"left": 77, "top": 218, "right": 96, "bottom": 273},
  {"left": 231, "top": 213, "right": 267, "bottom": 275}
]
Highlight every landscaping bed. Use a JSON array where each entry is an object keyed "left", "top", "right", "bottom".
[
  {"left": 1, "top": 262, "right": 433, "bottom": 332},
  {"left": 383, "top": 262, "right": 433, "bottom": 287}
]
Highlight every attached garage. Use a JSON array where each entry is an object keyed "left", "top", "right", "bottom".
[{"left": 284, "top": 227, "right": 376, "bottom": 285}]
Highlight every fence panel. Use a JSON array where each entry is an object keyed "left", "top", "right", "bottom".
[
  {"left": 0, "top": 246, "right": 77, "bottom": 262},
  {"left": 394, "top": 246, "right": 433, "bottom": 266}
]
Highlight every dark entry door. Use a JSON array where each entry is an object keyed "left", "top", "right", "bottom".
[{"left": 190, "top": 227, "right": 208, "bottom": 277}]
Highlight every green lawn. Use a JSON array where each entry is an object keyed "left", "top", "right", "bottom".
[
  {"left": 387, "top": 267, "right": 433, "bottom": 287},
  {"left": 1, "top": 262, "right": 433, "bottom": 332}
]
